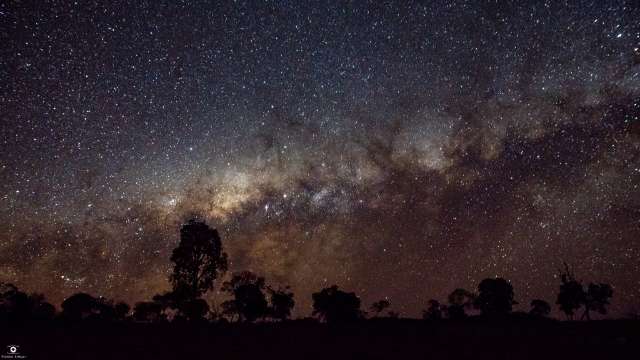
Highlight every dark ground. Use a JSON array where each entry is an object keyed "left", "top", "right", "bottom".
[{"left": 1, "top": 318, "right": 638, "bottom": 360}]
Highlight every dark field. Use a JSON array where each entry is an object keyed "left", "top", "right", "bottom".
[{"left": 2, "top": 319, "right": 638, "bottom": 360}]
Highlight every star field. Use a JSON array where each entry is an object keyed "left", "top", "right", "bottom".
[{"left": 1, "top": 1, "right": 639, "bottom": 317}]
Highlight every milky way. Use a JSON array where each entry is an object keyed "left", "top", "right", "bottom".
[{"left": 1, "top": 1, "right": 639, "bottom": 317}]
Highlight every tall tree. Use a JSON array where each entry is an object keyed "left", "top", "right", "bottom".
[
  {"left": 312, "top": 285, "right": 362, "bottom": 323},
  {"left": 170, "top": 219, "right": 228, "bottom": 300},
  {"left": 474, "top": 278, "right": 517, "bottom": 317},
  {"left": 556, "top": 263, "right": 585, "bottom": 320}
]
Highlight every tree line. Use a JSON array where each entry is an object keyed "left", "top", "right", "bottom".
[{"left": 0, "top": 220, "right": 615, "bottom": 324}]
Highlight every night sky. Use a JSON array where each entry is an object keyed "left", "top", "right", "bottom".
[{"left": 1, "top": 1, "right": 639, "bottom": 317}]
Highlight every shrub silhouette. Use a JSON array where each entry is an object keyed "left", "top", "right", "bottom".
[
  {"left": 446, "top": 288, "right": 475, "bottom": 319},
  {"left": 0, "top": 284, "right": 28, "bottom": 322},
  {"left": 60, "top": 293, "right": 96, "bottom": 321},
  {"left": 178, "top": 298, "right": 210, "bottom": 322},
  {"left": 60, "top": 293, "right": 118, "bottom": 321},
  {"left": 529, "top": 299, "right": 551, "bottom": 318},
  {"left": 32, "top": 300, "right": 56, "bottom": 321},
  {"left": 387, "top": 310, "right": 400, "bottom": 318},
  {"left": 133, "top": 301, "right": 166, "bottom": 323},
  {"left": 0, "top": 283, "right": 56, "bottom": 323},
  {"left": 582, "top": 283, "right": 613, "bottom": 320},
  {"left": 370, "top": 299, "right": 391, "bottom": 318},
  {"left": 267, "top": 286, "right": 295, "bottom": 321},
  {"left": 114, "top": 301, "right": 131, "bottom": 321},
  {"left": 474, "top": 278, "right": 516, "bottom": 317},
  {"left": 150, "top": 287, "right": 210, "bottom": 322},
  {"left": 221, "top": 298, "right": 240, "bottom": 322},
  {"left": 221, "top": 271, "right": 269, "bottom": 322},
  {"left": 312, "top": 285, "right": 362, "bottom": 323},
  {"left": 422, "top": 299, "right": 443, "bottom": 320}
]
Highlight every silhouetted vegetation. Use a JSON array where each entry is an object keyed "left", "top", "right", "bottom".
[
  {"left": 423, "top": 299, "right": 444, "bottom": 320},
  {"left": 170, "top": 220, "right": 228, "bottom": 299},
  {"left": 0, "top": 221, "right": 632, "bottom": 359},
  {"left": 446, "top": 288, "right": 475, "bottom": 319},
  {"left": 387, "top": 310, "right": 400, "bottom": 318},
  {"left": 61, "top": 293, "right": 109, "bottom": 322},
  {"left": 474, "top": 277, "right": 516, "bottom": 317},
  {"left": 557, "top": 263, "right": 585, "bottom": 319},
  {"left": 221, "top": 271, "right": 269, "bottom": 322},
  {"left": 114, "top": 301, "right": 131, "bottom": 321},
  {"left": 312, "top": 285, "right": 362, "bottom": 323},
  {"left": 529, "top": 299, "right": 551, "bottom": 318},
  {"left": 267, "top": 286, "right": 295, "bottom": 321},
  {"left": 0, "top": 283, "right": 55, "bottom": 323},
  {"left": 149, "top": 220, "right": 228, "bottom": 321},
  {"left": 370, "top": 299, "right": 391, "bottom": 317},
  {"left": 133, "top": 301, "right": 165, "bottom": 323},
  {"left": 0, "top": 225, "right": 621, "bottom": 326},
  {"left": 583, "top": 283, "right": 614, "bottom": 320},
  {"left": 556, "top": 263, "right": 613, "bottom": 320}
]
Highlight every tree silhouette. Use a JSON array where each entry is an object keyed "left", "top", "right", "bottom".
[
  {"left": 133, "top": 301, "right": 165, "bottom": 322},
  {"left": 555, "top": 263, "right": 614, "bottom": 320},
  {"left": 474, "top": 278, "right": 516, "bottom": 317},
  {"left": 32, "top": 300, "right": 56, "bottom": 321},
  {"left": 529, "top": 299, "right": 551, "bottom": 318},
  {"left": 61, "top": 293, "right": 111, "bottom": 321},
  {"left": 170, "top": 219, "right": 228, "bottom": 300},
  {"left": 221, "top": 299, "right": 240, "bottom": 323},
  {"left": 387, "top": 311, "right": 400, "bottom": 319},
  {"left": 312, "top": 285, "right": 362, "bottom": 323},
  {"left": 422, "top": 299, "right": 443, "bottom": 320},
  {"left": 446, "top": 288, "right": 475, "bottom": 320},
  {"left": 582, "top": 283, "right": 613, "bottom": 320},
  {"left": 0, "top": 284, "right": 56, "bottom": 323},
  {"left": 179, "top": 298, "right": 210, "bottom": 322},
  {"left": 556, "top": 263, "right": 585, "bottom": 320},
  {"left": 159, "top": 219, "right": 228, "bottom": 321},
  {"left": 267, "top": 286, "right": 295, "bottom": 321},
  {"left": 114, "top": 301, "right": 131, "bottom": 321},
  {"left": 149, "top": 287, "right": 210, "bottom": 322},
  {"left": 221, "top": 271, "right": 269, "bottom": 322},
  {"left": 60, "top": 293, "right": 95, "bottom": 321},
  {"left": 206, "top": 302, "right": 224, "bottom": 322},
  {"left": 370, "top": 299, "right": 391, "bottom": 318},
  {"left": 0, "top": 283, "right": 33, "bottom": 322}
]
